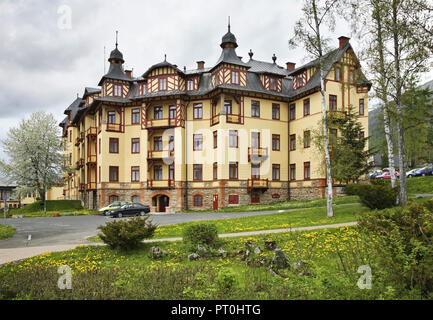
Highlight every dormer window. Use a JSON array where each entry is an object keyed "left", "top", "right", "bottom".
[
  {"left": 159, "top": 78, "right": 167, "bottom": 91},
  {"left": 114, "top": 84, "right": 122, "bottom": 97},
  {"left": 142, "top": 83, "right": 147, "bottom": 95},
  {"left": 187, "top": 79, "right": 194, "bottom": 91},
  {"left": 296, "top": 74, "right": 304, "bottom": 88},
  {"left": 231, "top": 71, "right": 239, "bottom": 85},
  {"left": 335, "top": 67, "right": 341, "bottom": 82},
  {"left": 269, "top": 77, "right": 277, "bottom": 91}
]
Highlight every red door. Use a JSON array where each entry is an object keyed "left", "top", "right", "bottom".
[{"left": 213, "top": 194, "right": 218, "bottom": 210}]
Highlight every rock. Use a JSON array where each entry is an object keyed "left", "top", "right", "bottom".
[
  {"left": 264, "top": 241, "right": 277, "bottom": 251},
  {"left": 292, "top": 261, "right": 307, "bottom": 270},
  {"left": 254, "top": 246, "right": 263, "bottom": 254},
  {"left": 218, "top": 248, "right": 228, "bottom": 257},
  {"left": 244, "top": 241, "right": 253, "bottom": 250},
  {"left": 235, "top": 249, "right": 244, "bottom": 256},
  {"left": 241, "top": 249, "right": 250, "bottom": 261},
  {"left": 162, "top": 250, "right": 169, "bottom": 257},
  {"left": 197, "top": 244, "right": 207, "bottom": 256},
  {"left": 272, "top": 249, "right": 290, "bottom": 269},
  {"left": 150, "top": 246, "right": 163, "bottom": 259},
  {"left": 269, "top": 268, "right": 279, "bottom": 277},
  {"left": 188, "top": 253, "right": 200, "bottom": 261},
  {"left": 251, "top": 258, "right": 266, "bottom": 267}
]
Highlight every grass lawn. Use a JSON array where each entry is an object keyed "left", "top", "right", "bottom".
[
  {"left": 0, "top": 225, "right": 16, "bottom": 240},
  {"left": 406, "top": 176, "right": 433, "bottom": 194},
  {"left": 8, "top": 200, "right": 96, "bottom": 218}
]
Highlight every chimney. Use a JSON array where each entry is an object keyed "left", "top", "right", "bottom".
[
  {"left": 338, "top": 36, "right": 350, "bottom": 49},
  {"left": 286, "top": 62, "right": 296, "bottom": 71},
  {"left": 197, "top": 61, "right": 205, "bottom": 69},
  {"left": 125, "top": 69, "right": 133, "bottom": 78}
]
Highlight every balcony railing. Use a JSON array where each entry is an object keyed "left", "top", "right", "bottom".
[
  {"left": 87, "top": 182, "right": 96, "bottom": 190},
  {"left": 86, "top": 127, "right": 97, "bottom": 137},
  {"left": 226, "top": 113, "right": 243, "bottom": 124},
  {"left": 146, "top": 118, "right": 176, "bottom": 128},
  {"left": 76, "top": 158, "right": 85, "bottom": 169},
  {"left": 147, "top": 179, "right": 175, "bottom": 189},
  {"left": 106, "top": 123, "right": 121, "bottom": 132},
  {"left": 87, "top": 155, "right": 96, "bottom": 165},
  {"left": 147, "top": 150, "right": 174, "bottom": 159},
  {"left": 79, "top": 183, "right": 86, "bottom": 191},
  {"left": 248, "top": 147, "right": 269, "bottom": 162},
  {"left": 247, "top": 178, "right": 269, "bottom": 189},
  {"left": 211, "top": 114, "right": 220, "bottom": 126}
]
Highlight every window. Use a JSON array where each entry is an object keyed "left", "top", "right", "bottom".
[
  {"left": 229, "top": 162, "right": 238, "bottom": 180},
  {"left": 270, "top": 77, "right": 277, "bottom": 91},
  {"left": 131, "top": 195, "right": 140, "bottom": 203},
  {"left": 349, "top": 70, "right": 354, "bottom": 83},
  {"left": 109, "top": 166, "right": 119, "bottom": 182},
  {"left": 296, "top": 74, "right": 304, "bottom": 88},
  {"left": 272, "top": 134, "right": 280, "bottom": 151},
  {"left": 154, "top": 136, "right": 162, "bottom": 151},
  {"left": 290, "top": 134, "right": 296, "bottom": 151},
  {"left": 304, "top": 162, "right": 311, "bottom": 180},
  {"left": 154, "top": 107, "right": 163, "bottom": 120},
  {"left": 69, "top": 153, "right": 72, "bottom": 165},
  {"left": 169, "top": 136, "right": 174, "bottom": 152},
  {"left": 193, "top": 164, "right": 203, "bottom": 181},
  {"left": 303, "top": 99, "right": 310, "bottom": 116},
  {"left": 228, "top": 195, "right": 239, "bottom": 204},
  {"left": 131, "top": 138, "right": 140, "bottom": 153},
  {"left": 229, "top": 130, "right": 238, "bottom": 148},
  {"left": 131, "top": 166, "right": 140, "bottom": 182},
  {"left": 109, "top": 195, "right": 119, "bottom": 204},
  {"left": 290, "top": 103, "right": 296, "bottom": 120},
  {"left": 193, "top": 134, "right": 203, "bottom": 151},
  {"left": 69, "top": 130, "right": 72, "bottom": 142},
  {"left": 187, "top": 79, "right": 194, "bottom": 91},
  {"left": 99, "top": 138, "right": 101, "bottom": 154},
  {"left": 224, "top": 100, "right": 232, "bottom": 114},
  {"left": 213, "top": 162, "right": 218, "bottom": 180},
  {"left": 193, "top": 194, "right": 203, "bottom": 207},
  {"left": 108, "top": 111, "right": 116, "bottom": 124},
  {"left": 290, "top": 164, "right": 296, "bottom": 181},
  {"left": 335, "top": 67, "right": 341, "bottom": 82},
  {"left": 272, "top": 104, "right": 280, "bottom": 120},
  {"left": 329, "top": 95, "right": 337, "bottom": 111},
  {"left": 114, "top": 84, "right": 122, "bottom": 97},
  {"left": 251, "top": 163, "right": 260, "bottom": 179},
  {"left": 154, "top": 165, "right": 162, "bottom": 180},
  {"left": 213, "top": 131, "right": 218, "bottom": 149},
  {"left": 159, "top": 77, "right": 167, "bottom": 91},
  {"left": 193, "top": 103, "right": 203, "bottom": 119},
  {"left": 142, "top": 84, "right": 147, "bottom": 94},
  {"left": 251, "top": 132, "right": 260, "bottom": 148},
  {"left": 304, "top": 131, "right": 311, "bottom": 148},
  {"left": 231, "top": 71, "right": 239, "bottom": 84},
  {"left": 251, "top": 100, "right": 260, "bottom": 118},
  {"left": 169, "top": 105, "right": 176, "bottom": 119},
  {"left": 131, "top": 109, "right": 140, "bottom": 124},
  {"left": 169, "top": 164, "right": 175, "bottom": 180},
  {"left": 99, "top": 166, "right": 101, "bottom": 183},
  {"left": 272, "top": 164, "right": 280, "bottom": 181},
  {"left": 109, "top": 138, "right": 119, "bottom": 153},
  {"left": 359, "top": 99, "right": 365, "bottom": 115}
]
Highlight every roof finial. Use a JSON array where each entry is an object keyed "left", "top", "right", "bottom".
[
  {"left": 272, "top": 53, "right": 277, "bottom": 64},
  {"left": 164, "top": 54, "right": 167, "bottom": 61},
  {"left": 228, "top": 16, "right": 231, "bottom": 32},
  {"left": 248, "top": 49, "right": 254, "bottom": 59},
  {"left": 115, "top": 30, "right": 118, "bottom": 48}
]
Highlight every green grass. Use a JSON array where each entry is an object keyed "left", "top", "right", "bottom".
[
  {"left": 7, "top": 200, "right": 97, "bottom": 218},
  {"left": 0, "top": 225, "right": 16, "bottom": 240},
  {"left": 406, "top": 176, "right": 433, "bottom": 194},
  {"left": 182, "top": 195, "right": 360, "bottom": 213}
]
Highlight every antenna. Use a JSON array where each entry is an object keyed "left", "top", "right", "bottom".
[
  {"left": 104, "top": 46, "right": 106, "bottom": 74},
  {"left": 228, "top": 16, "right": 231, "bottom": 32},
  {"left": 115, "top": 30, "right": 118, "bottom": 48}
]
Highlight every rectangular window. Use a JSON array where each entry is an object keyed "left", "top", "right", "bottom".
[
  {"left": 169, "top": 164, "right": 175, "bottom": 181},
  {"left": 272, "top": 104, "right": 280, "bottom": 120},
  {"left": 154, "top": 165, "right": 163, "bottom": 181},
  {"left": 159, "top": 77, "right": 167, "bottom": 91},
  {"left": 229, "top": 130, "right": 238, "bottom": 148},
  {"left": 359, "top": 99, "right": 365, "bottom": 115},
  {"left": 154, "top": 107, "right": 163, "bottom": 120},
  {"left": 193, "top": 164, "right": 203, "bottom": 181},
  {"left": 213, "top": 162, "right": 218, "bottom": 180},
  {"left": 304, "top": 162, "right": 311, "bottom": 180},
  {"left": 228, "top": 195, "right": 239, "bottom": 204},
  {"left": 131, "top": 108, "right": 140, "bottom": 124},
  {"left": 224, "top": 100, "right": 232, "bottom": 114},
  {"left": 131, "top": 166, "right": 140, "bottom": 182},
  {"left": 304, "top": 131, "right": 311, "bottom": 148},
  {"left": 194, "top": 195, "right": 203, "bottom": 207},
  {"left": 349, "top": 70, "right": 354, "bottom": 83},
  {"left": 109, "top": 166, "right": 119, "bottom": 182},
  {"left": 113, "top": 84, "right": 122, "bottom": 97},
  {"left": 303, "top": 99, "right": 310, "bottom": 116},
  {"left": 290, "top": 164, "right": 296, "bottom": 181},
  {"left": 142, "top": 84, "right": 147, "bottom": 94},
  {"left": 270, "top": 77, "right": 277, "bottom": 91},
  {"left": 193, "top": 103, "right": 203, "bottom": 119},
  {"left": 290, "top": 103, "right": 296, "bottom": 120},
  {"left": 290, "top": 134, "right": 296, "bottom": 151},
  {"left": 231, "top": 71, "right": 239, "bottom": 84},
  {"left": 99, "top": 166, "right": 101, "bottom": 183},
  {"left": 229, "top": 162, "right": 238, "bottom": 180},
  {"left": 131, "top": 138, "right": 140, "bottom": 153},
  {"left": 154, "top": 136, "right": 162, "bottom": 151},
  {"left": 251, "top": 132, "right": 260, "bottom": 148},
  {"left": 108, "top": 111, "right": 116, "bottom": 124},
  {"left": 169, "top": 105, "right": 176, "bottom": 119},
  {"left": 193, "top": 134, "right": 203, "bottom": 151},
  {"left": 335, "top": 67, "right": 341, "bottom": 82},
  {"left": 99, "top": 138, "right": 101, "bottom": 154},
  {"left": 251, "top": 100, "right": 260, "bottom": 118},
  {"left": 272, "top": 134, "right": 280, "bottom": 151},
  {"left": 329, "top": 95, "right": 337, "bottom": 112},
  {"left": 187, "top": 79, "right": 194, "bottom": 91},
  {"left": 213, "top": 131, "right": 218, "bottom": 149},
  {"left": 109, "top": 138, "right": 119, "bottom": 153},
  {"left": 297, "top": 74, "right": 304, "bottom": 88},
  {"left": 69, "top": 130, "right": 72, "bottom": 142},
  {"left": 169, "top": 136, "right": 174, "bottom": 152},
  {"left": 272, "top": 164, "right": 280, "bottom": 181},
  {"left": 251, "top": 163, "right": 260, "bottom": 179}
]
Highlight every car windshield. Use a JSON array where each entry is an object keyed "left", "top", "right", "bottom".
[{"left": 110, "top": 202, "right": 120, "bottom": 207}]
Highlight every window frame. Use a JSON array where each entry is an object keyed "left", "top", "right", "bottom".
[
  {"left": 131, "top": 166, "right": 140, "bottom": 182},
  {"left": 153, "top": 136, "right": 163, "bottom": 151},
  {"left": 193, "top": 194, "right": 203, "bottom": 207},
  {"left": 107, "top": 111, "right": 116, "bottom": 124},
  {"left": 303, "top": 99, "right": 310, "bottom": 116},
  {"left": 272, "top": 134, "right": 280, "bottom": 151},
  {"left": 251, "top": 100, "right": 260, "bottom": 118},
  {"left": 272, "top": 103, "right": 280, "bottom": 120},
  {"left": 329, "top": 95, "right": 337, "bottom": 112},
  {"left": 131, "top": 138, "right": 140, "bottom": 154},
  {"left": 193, "top": 164, "right": 203, "bottom": 181},
  {"left": 193, "top": 103, "right": 203, "bottom": 119},
  {"left": 131, "top": 108, "right": 140, "bottom": 125},
  {"left": 213, "top": 131, "right": 218, "bottom": 149},
  {"left": 224, "top": 100, "right": 232, "bottom": 115},
  {"left": 154, "top": 106, "right": 163, "bottom": 120},
  {"left": 153, "top": 165, "right": 163, "bottom": 181},
  {"left": 251, "top": 163, "right": 260, "bottom": 179},
  {"left": 231, "top": 70, "right": 240, "bottom": 85},
  {"left": 359, "top": 98, "right": 365, "bottom": 115},
  {"left": 290, "top": 134, "right": 296, "bottom": 151},
  {"left": 290, "top": 164, "right": 296, "bottom": 181},
  {"left": 113, "top": 84, "right": 122, "bottom": 97},
  {"left": 290, "top": 103, "right": 296, "bottom": 121},
  {"left": 272, "top": 164, "right": 281, "bottom": 181},
  {"left": 229, "top": 162, "right": 238, "bottom": 180},
  {"left": 229, "top": 130, "right": 238, "bottom": 148},
  {"left": 304, "top": 131, "right": 311, "bottom": 148},
  {"left": 159, "top": 77, "right": 167, "bottom": 91},
  {"left": 213, "top": 162, "right": 218, "bottom": 180},
  {"left": 109, "top": 138, "right": 119, "bottom": 154},
  {"left": 193, "top": 134, "right": 203, "bottom": 151},
  {"left": 109, "top": 166, "right": 119, "bottom": 182},
  {"left": 169, "top": 105, "right": 176, "bottom": 119},
  {"left": 304, "top": 162, "right": 311, "bottom": 180}
]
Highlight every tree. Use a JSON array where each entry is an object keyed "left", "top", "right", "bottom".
[
  {"left": 289, "top": 0, "right": 340, "bottom": 217},
  {"left": 0, "top": 112, "right": 63, "bottom": 214}
]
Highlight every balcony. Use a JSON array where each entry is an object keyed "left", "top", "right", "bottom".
[
  {"left": 248, "top": 147, "right": 269, "bottom": 162},
  {"left": 146, "top": 118, "right": 176, "bottom": 129},
  {"left": 75, "top": 133, "right": 84, "bottom": 146},
  {"left": 226, "top": 113, "right": 243, "bottom": 124},
  {"left": 79, "top": 183, "right": 86, "bottom": 192},
  {"left": 86, "top": 127, "right": 97, "bottom": 138},
  {"left": 147, "top": 179, "right": 175, "bottom": 189},
  {"left": 106, "top": 123, "right": 121, "bottom": 132},
  {"left": 87, "top": 155, "right": 96, "bottom": 165},
  {"left": 147, "top": 149, "right": 174, "bottom": 160},
  {"left": 75, "top": 158, "right": 84, "bottom": 169},
  {"left": 210, "top": 114, "right": 220, "bottom": 126},
  {"left": 87, "top": 182, "right": 97, "bottom": 190},
  {"left": 247, "top": 178, "right": 269, "bottom": 189}
]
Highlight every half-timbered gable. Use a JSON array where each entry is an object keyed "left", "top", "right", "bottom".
[{"left": 142, "top": 60, "right": 186, "bottom": 94}]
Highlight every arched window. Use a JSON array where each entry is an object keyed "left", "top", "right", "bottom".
[
  {"left": 109, "top": 195, "right": 119, "bottom": 204},
  {"left": 193, "top": 194, "right": 203, "bottom": 207},
  {"left": 131, "top": 195, "right": 140, "bottom": 203}
]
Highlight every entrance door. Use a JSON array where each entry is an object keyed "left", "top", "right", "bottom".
[
  {"left": 159, "top": 195, "right": 169, "bottom": 213},
  {"left": 213, "top": 194, "right": 218, "bottom": 210}
]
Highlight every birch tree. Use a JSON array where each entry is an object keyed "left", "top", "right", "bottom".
[
  {"left": 289, "top": 0, "right": 340, "bottom": 217},
  {"left": 0, "top": 112, "right": 63, "bottom": 213}
]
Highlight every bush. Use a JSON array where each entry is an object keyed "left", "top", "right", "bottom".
[
  {"left": 98, "top": 216, "right": 157, "bottom": 251},
  {"left": 354, "top": 184, "right": 399, "bottom": 209},
  {"left": 343, "top": 184, "right": 363, "bottom": 196},
  {"left": 358, "top": 200, "right": 433, "bottom": 298},
  {"left": 182, "top": 223, "right": 219, "bottom": 250},
  {"left": 216, "top": 268, "right": 237, "bottom": 292}
]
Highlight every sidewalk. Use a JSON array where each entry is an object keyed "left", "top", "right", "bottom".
[{"left": 0, "top": 221, "right": 357, "bottom": 265}]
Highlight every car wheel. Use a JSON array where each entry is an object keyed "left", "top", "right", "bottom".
[
  {"left": 422, "top": 173, "right": 426, "bottom": 177},
  {"left": 140, "top": 211, "right": 146, "bottom": 216},
  {"left": 118, "top": 213, "right": 122, "bottom": 218},
  {"left": 408, "top": 175, "right": 412, "bottom": 178}
]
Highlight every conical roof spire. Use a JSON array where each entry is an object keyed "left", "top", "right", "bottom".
[{"left": 220, "top": 16, "right": 238, "bottom": 48}]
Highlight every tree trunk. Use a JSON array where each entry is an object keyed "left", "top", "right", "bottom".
[{"left": 382, "top": 105, "right": 397, "bottom": 188}]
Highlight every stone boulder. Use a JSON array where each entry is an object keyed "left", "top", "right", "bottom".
[
  {"left": 218, "top": 248, "right": 228, "bottom": 257},
  {"left": 150, "top": 246, "right": 162, "bottom": 259},
  {"left": 197, "top": 244, "right": 207, "bottom": 256},
  {"left": 254, "top": 246, "right": 263, "bottom": 254},
  {"left": 241, "top": 249, "right": 251, "bottom": 261},
  {"left": 264, "top": 241, "right": 277, "bottom": 251},
  {"left": 272, "top": 249, "right": 290, "bottom": 269},
  {"left": 188, "top": 253, "right": 200, "bottom": 261}
]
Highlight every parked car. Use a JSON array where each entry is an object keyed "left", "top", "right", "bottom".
[
  {"left": 406, "top": 168, "right": 420, "bottom": 178},
  {"left": 376, "top": 171, "right": 400, "bottom": 179},
  {"left": 416, "top": 165, "right": 433, "bottom": 177},
  {"left": 98, "top": 201, "right": 131, "bottom": 215},
  {"left": 369, "top": 170, "right": 384, "bottom": 179},
  {"left": 107, "top": 203, "right": 151, "bottom": 218}
]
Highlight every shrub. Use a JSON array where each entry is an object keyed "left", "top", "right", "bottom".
[
  {"left": 182, "top": 223, "right": 219, "bottom": 250},
  {"left": 343, "top": 184, "right": 363, "bottom": 196},
  {"left": 98, "top": 216, "right": 157, "bottom": 250},
  {"left": 358, "top": 200, "right": 433, "bottom": 298},
  {"left": 355, "top": 184, "right": 399, "bottom": 209},
  {"left": 216, "top": 268, "right": 237, "bottom": 292}
]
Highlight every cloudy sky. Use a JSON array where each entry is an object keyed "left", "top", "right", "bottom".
[{"left": 0, "top": 0, "right": 432, "bottom": 161}]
